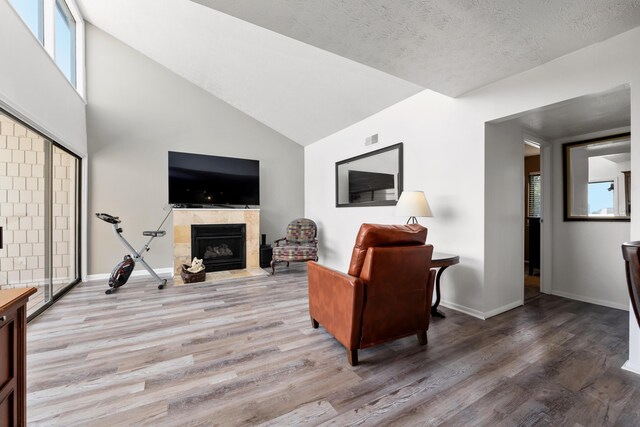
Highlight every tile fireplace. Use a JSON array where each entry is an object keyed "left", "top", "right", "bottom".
[{"left": 173, "top": 209, "right": 263, "bottom": 284}]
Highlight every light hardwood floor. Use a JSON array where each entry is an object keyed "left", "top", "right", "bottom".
[{"left": 27, "top": 265, "right": 640, "bottom": 426}]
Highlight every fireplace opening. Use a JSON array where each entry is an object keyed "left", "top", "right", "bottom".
[{"left": 191, "top": 224, "right": 246, "bottom": 272}]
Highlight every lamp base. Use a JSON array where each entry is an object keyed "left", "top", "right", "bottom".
[{"left": 406, "top": 216, "right": 418, "bottom": 224}]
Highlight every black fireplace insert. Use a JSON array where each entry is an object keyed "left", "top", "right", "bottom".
[{"left": 191, "top": 224, "right": 246, "bottom": 272}]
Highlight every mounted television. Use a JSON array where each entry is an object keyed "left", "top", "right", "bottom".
[{"left": 168, "top": 151, "right": 259, "bottom": 206}]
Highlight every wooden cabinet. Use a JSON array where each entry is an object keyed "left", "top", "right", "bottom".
[{"left": 0, "top": 288, "right": 36, "bottom": 427}]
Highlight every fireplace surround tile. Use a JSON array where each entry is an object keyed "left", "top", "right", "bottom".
[{"left": 173, "top": 209, "right": 261, "bottom": 284}]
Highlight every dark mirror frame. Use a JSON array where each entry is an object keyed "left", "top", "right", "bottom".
[
  {"left": 335, "top": 143, "right": 403, "bottom": 208},
  {"left": 563, "top": 132, "right": 631, "bottom": 222}
]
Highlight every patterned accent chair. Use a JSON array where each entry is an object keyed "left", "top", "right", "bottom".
[{"left": 271, "top": 218, "right": 318, "bottom": 275}]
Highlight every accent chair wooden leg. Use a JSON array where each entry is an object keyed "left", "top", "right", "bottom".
[
  {"left": 348, "top": 349, "right": 358, "bottom": 366},
  {"left": 311, "top": 317, "right": 319, "bottom": 329},
  {"left": 417, "top": 330, "right": 428, "bottom": 346},
  {"left": 270, "top": 260, "right": 276, "bottom": 275},
  {"left": 286, "top": 261, "right": 290, "bottom": 268}
]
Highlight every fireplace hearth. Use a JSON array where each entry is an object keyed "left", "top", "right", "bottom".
[{"left": 191, "top": 224, "right": 246, "bottom": 272}]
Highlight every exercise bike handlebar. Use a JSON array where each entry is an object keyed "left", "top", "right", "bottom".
[{"left": 95, "top": 213, "right": 121, "bottom": 224}]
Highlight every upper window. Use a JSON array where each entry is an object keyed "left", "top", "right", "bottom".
[
  {"left": 8, "top": 0, "right": 82, "bottom": 93},
  {"left": 54, "top": 0, "right": 76, "bottom": 86},
  {"left": 9, "top": 0, "right": 44, "bottom": 43}
]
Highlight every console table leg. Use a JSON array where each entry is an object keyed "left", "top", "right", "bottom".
[{"left": 431, "top": 266, "right": 448, "bottom": 318}]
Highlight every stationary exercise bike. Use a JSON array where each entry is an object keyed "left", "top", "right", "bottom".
[{"left": 95, "top": 207, "right": 172, "bottom": 294}]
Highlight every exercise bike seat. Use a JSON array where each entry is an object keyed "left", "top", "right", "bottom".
[
  {"left": 96, "top": 213, "right": 121, "bottom": 224},
  {"left": 143, "top": 230, "right": 166, "bottom": 237}
]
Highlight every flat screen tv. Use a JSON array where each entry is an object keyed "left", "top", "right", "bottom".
[{"left": 168, "top": 151, "right": 259, "bottom": 206}]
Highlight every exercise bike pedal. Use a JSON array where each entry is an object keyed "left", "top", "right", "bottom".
[{"left": 158, "top": 279, "right": 167, "bottom": 290}]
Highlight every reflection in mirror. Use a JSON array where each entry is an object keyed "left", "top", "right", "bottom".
[
  {"left": 336, "top": 143, "right": 403, "bottom": 207},
  {"left": 564, "top": 133, "right": 630, "bottom": 220}
]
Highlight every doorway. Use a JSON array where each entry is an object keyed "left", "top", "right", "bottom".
[
  {"left": 485, "top": 84, "right": 630, "bottom": 318},
  {"left": 524, "top": 140, "right": 541, "bottom": 301}
]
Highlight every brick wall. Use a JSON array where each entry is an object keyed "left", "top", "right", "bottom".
[{"left": 0, "top": 113, "right": 76, "bottom": 290}]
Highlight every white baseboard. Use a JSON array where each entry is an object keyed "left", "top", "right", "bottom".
[
  {"left": 484, "top": 300, "right": 524, "bottom": 319},
  {"left": 622, "top": 360, "right": 640, "bottom": 376},
  {"left": 439, "top": 300, "right": 486, "bottom": 320},
  {"left": 85, "top": 267, "right": 174, "bottom": 282},
  {"left": 439, "top": 299, "right": 524, "bottom": 320},
  {"left": 549, "top": 290, "right": 629, "bottom": 311}
]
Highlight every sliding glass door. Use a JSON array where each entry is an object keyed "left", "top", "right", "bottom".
[
  {"left": 51, "top": 145, "right": 79, "bottom": 300},
  {"left": 0, "top": 111, "right": 80, "bottom": 318}
]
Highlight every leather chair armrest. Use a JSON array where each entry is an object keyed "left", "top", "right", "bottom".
[{"left": 307, "top": 261, "right": 365, "bottom": 350}]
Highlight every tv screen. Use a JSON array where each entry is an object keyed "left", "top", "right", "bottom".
[{"left": 168, "top": 151, "right": 259, "bottom": 206}]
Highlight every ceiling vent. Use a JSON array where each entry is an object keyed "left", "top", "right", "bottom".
[{"left": 365, "top": 134, "right": 379, "bottom": 146}]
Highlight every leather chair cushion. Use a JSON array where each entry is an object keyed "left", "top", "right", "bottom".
[{"left": 348, "top": 223, "right": 427, "bottom": 277}]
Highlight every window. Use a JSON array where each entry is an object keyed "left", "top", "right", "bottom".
[
  {"left": 7, "top": 0, "right": 83, "bottom": 92},
  {"left": 54, "top": 0, "right": 76, "bottom": 86},
  {"left": 8, "top": 0, "right": 44, "bottom": 43},
  {"left": 528, "top": 174, "right": 541, "bottom": 217},
  {"left": 588, "top": 181, "right": 614, "bottom": 216}
]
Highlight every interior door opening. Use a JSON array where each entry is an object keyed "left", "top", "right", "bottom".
[{"left": 524, "top": 140, "right": 541, "bottom": 302}]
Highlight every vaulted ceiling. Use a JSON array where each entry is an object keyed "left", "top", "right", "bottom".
[{"left": 77, "top": 0, "right": 640, "bottom": 146}]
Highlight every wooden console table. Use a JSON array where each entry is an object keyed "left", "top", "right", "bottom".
[
  {"left": 0, "top": 288, "right": 36, "bottom": 426},
  {"left": 431, "top": 253, "right": 460, "bottom": 318}
]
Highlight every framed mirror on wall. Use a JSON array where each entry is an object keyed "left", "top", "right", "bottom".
[
  {"left": 336, "top": 143, "right": 403, "bottom": 207},
  {"left": 563, "top": 133, "right": 630, "bottom": 221}
]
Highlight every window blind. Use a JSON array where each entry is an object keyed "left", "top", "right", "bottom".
[{"left": 528, "top": 174, "right": 541, "bottom": 217}]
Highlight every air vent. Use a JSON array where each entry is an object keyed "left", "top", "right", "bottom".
[{"left": 365, "top": 134, "right": 379, "bottom": 146}]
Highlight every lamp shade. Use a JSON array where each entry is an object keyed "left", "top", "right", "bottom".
[{"left": 395, "top": 191, "right": 432, "bottom": 217}]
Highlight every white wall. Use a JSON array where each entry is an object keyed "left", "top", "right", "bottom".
[
  {"left": 305, "top": 91, "right": 486, "bottom": 316},
  {"left": 305, "top": 25, "right": 640, "bottom": 368},
  {"left": 550, "top": 129, "right": 631, "bottom": 310},
  {"left": 0, "top": 0, "right": 87, "bottom": 157},
  {"left": 631, "top": 78, "right": 640, "bottom": 372},
  {"left": 85, "top": 25, "right": 304, "bottom": 276},
  {"left": 627, "top": 313, "right": 640, "bottom": 374},
  {"left": 484, "top": 122, "right": 525, "bottom": 316}
]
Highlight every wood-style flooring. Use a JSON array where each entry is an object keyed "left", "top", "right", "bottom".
[
  {"left": 524, "top": 262, "right": 541, "bottom": 302},
  {"left": 26, "top": 265, "right": 640, "bottom": 426}
]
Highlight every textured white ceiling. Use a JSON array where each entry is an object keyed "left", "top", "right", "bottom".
[
  {"left": 190, "top": 0, "right": 640, "bottom": 96},
  {"left": 76, "top": 0, "right": 422, "bottom": 146},
  {"left": 496, "top": 85, "right": 630, "bottom": 141},
  {"left": 77, "top": 0, "right": 640, "bottom": 146}
]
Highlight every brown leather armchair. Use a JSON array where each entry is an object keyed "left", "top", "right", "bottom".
[{"left": 308, "top": 223, "right": 436, "bottom": 366}]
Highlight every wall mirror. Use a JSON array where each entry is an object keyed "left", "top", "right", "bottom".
[
  {"left": 336, "top": 143, "right": 403, "bottom": 207},
  {"left": 563, "top": 133, "right": 630, "bottom": 221}
]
